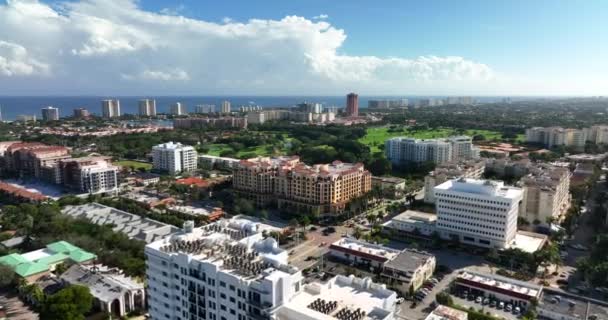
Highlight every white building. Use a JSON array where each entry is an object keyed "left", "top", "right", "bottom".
[
  {"left": 145, "top": 217, "right": 303, "bottom": 320},
  {"left": 589, "top": 125, "right": 608, "bottom": 144},
  {"left": 41, "top": 106, "right": 59, "bottom": 121},
  {"left": 196, "top": 105, "right": 216, "bottom": 114},
  {"left": 382, "top": 210, "right": 438, "bottom": 237},
  {"left": 199, "top": 155, "right": 240, "bottom": 170},
  {"left": 139, "top": 99, "right": 157, "bottom": 116},
  {"left": 221, "top": 100, "right": 231, "bottom": 113},
  {"left": 101, "top": 99, "right": 121, "bottom": 118},
  {"left": 274, "top": 275, "right": 397, "bottom": 320},
  {"left": 170, "top": 102, "right": 187, "bottom": 116},
  {"left": 385, "top": 136, "right": 479, "bottom": 166},
  {"left": 152, "top": 142, "right": 197, "bottom": 174},
  {"left": 77, "top": 158, "right": 119, "bottom": 194},
  {"left": 434, "top": 178, "right": 523, "bottom": 249},
  {"left": 425, "top": 305, "right": 467, "bottom": 320},
  {"left": 423, "top": 159, "right": 485, "bottom": 204},
  {"left": 525, "top": 127, "right": 587, "bottom": 149}
]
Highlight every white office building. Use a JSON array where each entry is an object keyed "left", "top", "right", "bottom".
[
  {"left": 434, "top": 178, "right": 523, "bottom": 249},
  {"left": 385, "top": 136, "right": 478, "bottom": 165},
  {"left": 196, "top": 105, "right": 216, "bottom": 114},
  {"left": 101, "top": 99, "right": 121, "bottom": 118},
  {"left": 152, "top": 142, "right": 197, "bottom": 174},
  {"left": 139, "top": 99, "right": 157, "bottom": 116},
  {"left": 145, "top": 218, "right": 303, "bottom": 320},
  {"left": 171, "top": 102, "right": 187, "bottom": 116},
  {"left": 41, "top": 106, "right": 59, "bottom": 121}
]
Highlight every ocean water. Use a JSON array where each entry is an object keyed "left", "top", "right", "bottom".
[{"left": 0, "top": 96, "right": 504, "bottom": 121}]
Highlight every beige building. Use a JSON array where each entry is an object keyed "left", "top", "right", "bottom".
[
  {"left": 233, "top": 156, "right": 372, "bottom": 215},
  {"left": 526, "top": 126, "right": 588, "bottom": 149},
  {"left": 423, "top": 159, "right": 485, "bottom": 203},
  {"left": 519, "top": 165, "right": 571, "bottom": 224}
]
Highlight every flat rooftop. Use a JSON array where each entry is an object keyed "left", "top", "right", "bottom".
[
  {"left": 457, "top": 270, "right": 542, "bottom": 299},
  {"left": 390, "top": 210, "right": 437, "bottom": 224},
  {"left": 384, "top": 249, "right": 434, "bottom": 273},
  {"left": 540, "top": 290, "right": 608, "bottom": 320},
  {"left": 330, "top": 238, "right": 400, "bottom": 263},
  {"left": 510, "top": 231, "right": 548, "bottom": 253},
  {"left": 425, "top": 305, "right": 468, "bottom": 320},
  {"left": 276, "top": 275, "right": 396, "bottom": 320},
  {"left": 62, "top": 203, "right": 179, "bottom": 243},
  {"left": 434, "top": 178, "right": 523, "bottom": 200},
  {"left": 147, "top": 216, "right": 294, "bottom": 280}
]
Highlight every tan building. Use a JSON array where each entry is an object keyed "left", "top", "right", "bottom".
[
  {"left": 519, "top": 165, "right": 571, "bottom": 224},
  {"left": 423, "top": 159, "right": 485, "bottom": 203},
  {"left": 4, "top": 142, "right": 71, "bottom": 179},
  {"left": 233, "top": 156, "right": 371, "bottom": 215}
]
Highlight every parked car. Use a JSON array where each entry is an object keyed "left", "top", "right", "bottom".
[
  {"left": 475, "top": 296, "right": 483, "bottom": 303},
  {"left": 483, "top": 298, "right": 490, "bottom": 305},
  {"left": 489, "top": 300, "right": 496, "bottom": 308},
  {"left": 514, "top": 306, "right": 521, "bottom": 314},
  {"left": 505, "top": 304, "right": 512, "bottom": 312},
  {"left": 498, "top": 302, "right": 505, "bottom": 309}
]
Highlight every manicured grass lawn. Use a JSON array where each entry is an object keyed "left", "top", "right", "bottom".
[
  {"left": 359, "top": 126, "right": 524, "bottom": 153},
  {"left": 115, "top": 160, "right": 153, "bottom": 170},
  {"left": 206, "top": 143, "right": 286, "bottom": 158}
]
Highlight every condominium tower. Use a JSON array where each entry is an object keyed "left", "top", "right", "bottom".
[
  {"left": 101, "top": 99, "right": 121, "bottom": 118},
  {"left": 385, "top": 136, "right": 479, "bottom": 166},
  {"left": 152, "top": 142, "right": 197, "bottom": 174},
  {"left": 138, "top": 99, "right": 157, "bottom": 116},
  {"left": 345, "top": 93, "right": 359, "bottom": 117},
  {"left": 221, "top": 101, "right": 231, "bottom": 114},
  {"left": 170, "top": 102, "right": 187, "bottom": 116},
  {"left": 519, "top": 165, "right": 571, "bottom": 224},
  {"left": 41, "top": 106, "right": 59, "bottom": 121}
]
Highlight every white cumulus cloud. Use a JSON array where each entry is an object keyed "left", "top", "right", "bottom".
[
  {"left": 0, "top": 0, "right": 499, "bottom": 95},
  {"left": 0, "top": 40, "right": 49, "bottom": 76}
]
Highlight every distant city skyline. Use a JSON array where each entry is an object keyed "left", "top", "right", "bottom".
[{"left": 0, "top": 0, "right": 607, "bottom": 96}]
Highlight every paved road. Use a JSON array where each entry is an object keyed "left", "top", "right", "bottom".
[{"left": 288, "top": 225, "right": 349, "bottom": 270}]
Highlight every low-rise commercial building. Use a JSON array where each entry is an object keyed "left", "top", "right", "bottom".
[
  {"left": 371, "top": 176, "right": 406, "bottom": 199},
  {"left": 382, "top": 249, "right": 436, "bottom": 293},
  {"left": 425, "top": 305, "right": 468, "bottom": 320},
  {"left": 424, "top": 159, "right": 485, "bottom": 204},
  {"left": 62, "top": 203, "right": 179, "bottom": 243},
  {"left": 538, "top": 290, "right": 608, "bottom": 320},
  {"left": 455, "top": 269, "right": 542, "bottom": 309},
  {"left": 329, "top": 238, "right": 436, "bottom": 292},
  {"left": 0, "top": 241, "right": 96, "bottom": 283},
  {"left": 382, "top": 210, "right": 438, "bottom": 238},
  {"left": 61, "top": 264, "right": 146, "bottom": 317}
]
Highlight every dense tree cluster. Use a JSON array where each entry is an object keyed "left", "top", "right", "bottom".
[{"left": 0, "top": 203, "right": 146, "bottom": 277}]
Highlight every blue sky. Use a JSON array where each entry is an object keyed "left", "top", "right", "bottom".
[{"left": 0, "top": 0, "right": 606, "bottom": 95}]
